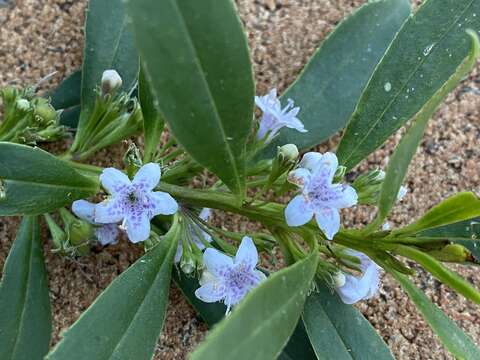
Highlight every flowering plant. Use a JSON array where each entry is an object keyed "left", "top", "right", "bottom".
[{"left": 1, "top": 0, "right": 479, "bottom": 359}]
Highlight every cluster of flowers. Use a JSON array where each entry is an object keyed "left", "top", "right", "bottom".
[{"left": 72, "top": 87, "right": 394, "bottom": 311}]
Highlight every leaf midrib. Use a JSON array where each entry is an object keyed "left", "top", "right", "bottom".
[
  {"left": 168, "top": 0, "right": 242, "bottom": 193},
  {"left": 341, "top": 0, "right": 476, "bottom": 166},
  {"left": 2, "top": 178, "right": 96, "bottom": 191}
]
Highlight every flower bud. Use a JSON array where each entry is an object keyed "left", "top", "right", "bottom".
[
  {"left": 101, "top": 69, "right": 122, "bottom": 95},
  {"left": 59, "top": 208, "right": 92, "bottom": 256},
  {"left": 44, "top": 214, "right": 67, "bottom": 252},
  {"left": 333, "top": 272, "right": 346, "bottom": 287},
  {"left": 279, "top": 144, "right": 299, "bottom": 162},
  {"left": 15, "top": 98, "right": 30, "bottom": 112},
  {"left": 33, "top": 100, "right": 58, "bottom": 124},
  {"left": 427, "top": 244, "right": 473, "bottom": 263}
]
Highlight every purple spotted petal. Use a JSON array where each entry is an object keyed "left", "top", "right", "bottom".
[
  {"left": 195, "top": 281, "right": 227, "bottom": 303},
  {"left": 72, "top": 200, "right": 95, "bottom": 224},
  {"left": 95, "top": 224, "right": 119, "bottom": 246},
  {"left": 100, "top": 168, "right": 131, "bottom": 195},
  {"left": 147, "top": 191, "right": 179, "bottom": 216},
  {"left": 203, "top": 248, "right": 233, "bottom": 278},
  {"left": 287, "top": 168, "right": 311, "bottom": 188},
  {"left": 124, "top": 212, "right": 151, "bottom": 243},
  {"left": 132, "top": 163, "right": 161, "bottom": 191},
  {"left": 95, "top": 198, "right": 125, "bottom": 224},
  {"left": 315, "top": 206, "right": 340, "bottom": 240},
  {"left": 234, "top": 236, "right": 258, "bottom": 270},
  {"left": 326, "top": 184, "right": 358, "bottom": 209},
  {"left": 285, "top": 195, "right": 314, "bottom": 227}
]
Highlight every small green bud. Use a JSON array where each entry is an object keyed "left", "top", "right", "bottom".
[
  {"left": 279, "top": 144, "right": 299, "bottom": 162},
  {"left": 15, "top": 98, "right": 31, "bottom": 112},
  {"left": 333, "top": 272, "right": 346, "bottom": 287},
  {"left": 101, "top": 69, "right": 122, "bottom": 95},
  {"left": 34, "top": 101, "right": 58, "bottom": 124},
  {"left": 123, "top": 142, "right": 143, "bottom": 178},
  {"left": 59, "top": 208, "right": 92, "bottom": 256},
  {"left": 180, "top": 256, "right": 196, "bottom": 275},
  {"left": 427, "top": 244, "right": 473, "bottom": 263}
]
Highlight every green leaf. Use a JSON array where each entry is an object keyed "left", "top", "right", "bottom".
[
  {"left": 337, "top": 0, "right": 480, "bottom": 170},
  {"left": 139, "top": 66, "right": 164, "bottom": 163},
  {"left": 417, "top": 218, "right": 480, "bottom": 261},
  {"left": 0, "top": 142, "right": 98, "bottom": 216},
  {"left": 50, "top": 70, "right": 81, "bottom": 111},
  {"left": 80, "top": 0, "right": 139, "bottom": 117},
  {"left": 262, "top": 0, "right": 410, "bottom": 157},
  {"left": 50, "top": 70, "right": 82, "bottom": 128},
  {"left": 302, "top": 280, "right": 394, "bottom": 360},
  {"left": 189, "top": 251, "right": 318, "bottom": 360},
  {"left": 372, "top": 30, "right": 480, "bottom": 229},
  {"left": 125, "top": 0, "right": 254, "bottom": 197},
  {"left": 0, "top": 216, "right": 52, "bottom": 360},
  {"left": 173, "top": 272, "right": 317, "bottom": 359},
  {"left": 391, "top": 271, "right": 480, "bottom": 359},
  {"left": 395, "top": 192, "right": 480, "bottom": 236},
  {"left": 47, "top": 224, "right": 179, "bottom": 360}
]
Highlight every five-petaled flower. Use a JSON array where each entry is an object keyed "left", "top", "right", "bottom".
[
  {"left": 72, "top": 199, "right": 119, "bottom": 246},
  {"left": 175, "top": 208, "right": 213, "bottom": 263},
  {"left": 285, "top": 152, "right": 358, "bottom": 240},
  {"left": 195, "top": 236, "right": 266, "bottom": 313},
  {"left": 335, "top": 250, "right": 380, "bottom": 304},
  {"left": 255, "top": 88, "right": 307, "bottom": 143},
  {"left": 94, "top": 163, "right": 178, "bottom": 243}
]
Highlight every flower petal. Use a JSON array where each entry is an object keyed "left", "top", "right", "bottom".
[
  {"left": 199, "top": 208, "right": 212, "bottom": 221},
  {"left": 203, "top": 248, "right": 233, "bottom": 278},
  {"left": 72, "top": 200, "right": 96, "bottom": 224},
  {"left": 287, "top": 168, "right": 311, "bottom": 188},
  {"left": 95, "top": 199, "right": 125, "bottom": 224},
  {"left": 195, "top": 281, "right": 227, "bottom": 303},
  {"left": 100, "top": 168, "right": 131, "bottom": 194},
  {"left": 299, "top": 152, "right": 323, "bottom": 173},
  {"left": 174, "top": 244, "right": 183, "bottom": 263},
  {"left": 329, "top": 184, "right": 358, "bottom": 209},
  {"left": 132, "top": 163, "right": 161, "bottom": 191},
  {"left": 234, "top": 236, "right": 258, "bottom": 270},
  {"left": 315, "top": 206, "right": 340, "bottom": 240},
  {"left": 312, "top": 152, "right": 338, "bottom": 185},
  {"left": 147, "top": 191, "right": 179, "bottom": 216},
  {"left": 397, "top": 185, "right": 408, "bottom": 202},
  {"left": 336, "top": 262, "right": 380, "bottom": 304},
  {"left": 95, "top": 224, "right": 119, "bottom": 246},
  {"left": 125, "top": 212, "right": 151, "bottom": 243},
  {"left": 285, "top": 195, "right": 314, "bottom": 227}
]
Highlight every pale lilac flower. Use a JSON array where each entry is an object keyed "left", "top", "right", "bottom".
[
  {"left": 72, "top": 199, "right": 119, "bottom": 246},
  {"left": 175, "top": 208, "right": 213, "bottom": 263},
  {"left": 95, "top": 163, "right": 178, "bottom": 243},
  {"left": 255, "top": 88, "right": 307, "bottom": 143},
  {"left": 285, "top": 152, "right": 357, "bottom": 240},
  {"left": 195, "top": 236, "right": 266, "bottom": 313},
  {"left": 335, "top": 250, "right": 381, "bottom": 305},
  {"left": 397, "top": 185, "right": 408, "bottom": 201}
]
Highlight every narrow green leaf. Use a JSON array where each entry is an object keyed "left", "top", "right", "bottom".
[
  {"left": 173, "top": 272, "right": 317, "bottom": 359},
  {"left": 395, "top": 192, "right": 480, "bottom": 236},
  {"left": 337, "top": 0, "right": 480, "bottom": 169},
  {"left": 417, "top": 218, "right": 480, "bottom": 261},
  {"left": 79, "top": 0, "right": 139, "bottom": 119},
  {"left": 394, "top": 245, "right": 480, "bottom": 304},
  {"left": 303, "top": 280, "right": 393, "bottom": 360},
  {"left": 0, "top": 142, "right": 98, "bottom": 215},
  {"left": 139, "top": 66, "right": 164, "bottom": 163},
  {"left": 125, "top": 0, "right": 254, "bottom": 197},
  {"left": 263, "top": 0, "right": 410, "bottom": 157},
  {"left": 0, "top": 216, "right": 52, "bottom": 360},
  {"left": 50, "top": 70, "right": 81, "bottom": 111},
  {"left": 373, "top": 30, "right": 480, "bottom": 227},
  {"left": 189, "top": 251, "right": 318, "bottom": 360},
  {"left": 47, "top": 225, "right": 179, "bottom": 360},
  {"left": 391, "top": 271, "right": 480, "bottom": 359}
]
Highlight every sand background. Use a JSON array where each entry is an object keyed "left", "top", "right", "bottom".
[{"left": 1, "top": 0, "right": 479, "bottom": 359}]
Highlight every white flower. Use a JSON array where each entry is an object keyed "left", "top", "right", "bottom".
[
  {"left": 285, "top": 152, "right": 358, "bottom": 240},
  {"left": 335, "top": 250, "right": 381, "bottom": 305},
  {"left": 72, "top": 199, "right": 119, "bottom": 246},
  {"left": 94, "top": 163, "right": 178, "bottom": 243},
  {"left": 195, "top": 236, "right": 266, "bottom": 313},
  {"left": 255, "top": 88, "right": 307, "bottom": 143},
  {"left": 175, "top": 208, "right": 213, "bottom": 263},
  {"left": 382, "top": 222, "right": 391, "bottom": 231}
]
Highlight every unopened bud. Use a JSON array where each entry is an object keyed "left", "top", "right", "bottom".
[
  {"left": 279, "top": 144, "right": 299, "bottom": 161},
  {"left": 427, "top": 244, "right": 473, "bottom": 263},
  {"left": 101, "top": 69, "right": 122, "bottom": 95},
  {"left": 180, "top": 256, "right": 196, "bottom": 275},
  {"left": 15, "top": 98, "right": 30, "bottom": 112},
  {"left": 333, "top": 272, "right": 346, "bottom": 287},
  {"left": 34, "top": 100, "right": 58, "bottom": 123}
]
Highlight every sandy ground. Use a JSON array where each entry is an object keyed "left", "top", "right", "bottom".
[{"left": 1, "top": 0, "right": 479, "bottom": 359}]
